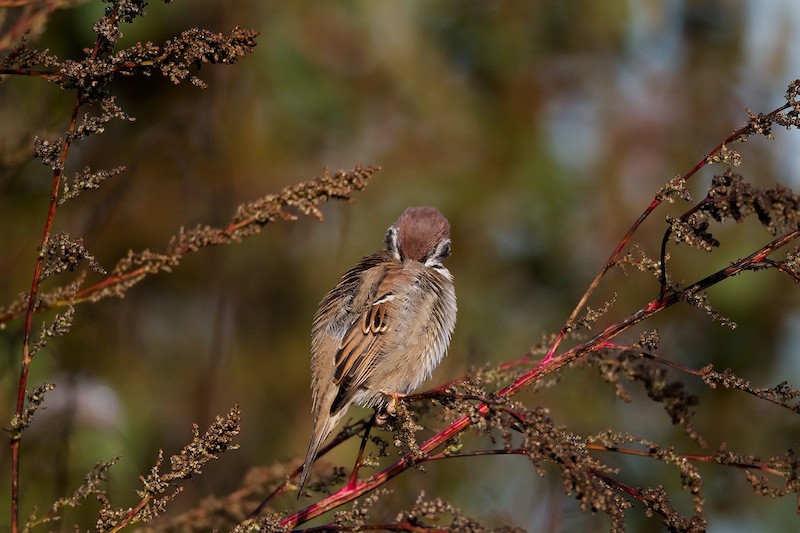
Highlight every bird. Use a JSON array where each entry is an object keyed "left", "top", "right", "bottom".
[{"left": 298, "top": 206, "right": 457, "bottom": 496}]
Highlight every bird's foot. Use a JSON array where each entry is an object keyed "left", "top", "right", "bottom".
[{"left": 375, "top": 389, "right": 406, "bottom": 425}]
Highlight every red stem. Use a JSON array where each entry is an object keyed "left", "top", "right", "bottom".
[
  {"left": 9, "top": 7, "right": 123, "bottom": 530},
  {"left": 545, "top": 101, "right": 791, "bottom": 361},
  {"left": 10, "top": 94, "right": 81, "bottom": 533}
]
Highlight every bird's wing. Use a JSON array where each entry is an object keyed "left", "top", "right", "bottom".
[{"left": 330, "top": 268, "right": 406, "bottom": 413}]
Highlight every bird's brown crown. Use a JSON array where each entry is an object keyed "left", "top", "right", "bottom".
[{"left": 393, "top": 206, "right": 451, "bottom": 262}]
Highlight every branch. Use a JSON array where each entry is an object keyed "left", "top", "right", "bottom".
[
  {"left": 0, "top": 165, "right": 380, "bottom": 323},
  {"left": 545, "top": 100, "right": 793, "bottom": 361}
]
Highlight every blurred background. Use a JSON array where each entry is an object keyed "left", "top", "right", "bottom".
[{"left": 2, "top": 0, "right": 800, "bottom": 530}]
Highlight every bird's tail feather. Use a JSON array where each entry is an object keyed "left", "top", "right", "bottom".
[{"left": 297, "top": 410, "right": 346, "bottom": 498}]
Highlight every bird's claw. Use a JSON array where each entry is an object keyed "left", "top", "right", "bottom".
[{"left": 374, "top": 390, "right": 405, "bottom": 425}]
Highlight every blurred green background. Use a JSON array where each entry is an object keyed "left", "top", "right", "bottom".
[{"left": 2, "top": 0, "right": 800, "bottom": 530}]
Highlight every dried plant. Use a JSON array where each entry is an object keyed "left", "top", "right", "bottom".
[{"left": 3, "top": 2, "right": 800, "bottom": 533}]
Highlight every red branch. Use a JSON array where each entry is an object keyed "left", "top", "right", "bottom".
[
  {"left": 10, "top": 92, "right": 79, "bottom": 533},
  {"left": 8, "top": 8, "right": 121, "bottom": 532},
  {"left": 544, "top": 101, "right": 792, "bottom": 362}
]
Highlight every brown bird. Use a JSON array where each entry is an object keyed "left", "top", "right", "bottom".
[{"left": 298, "top": 206, "right": 457, "bottom": 495}]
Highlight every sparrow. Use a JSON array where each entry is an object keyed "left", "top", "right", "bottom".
[{"left": 298, "top": 206, "right": 457, "bottom": 495}]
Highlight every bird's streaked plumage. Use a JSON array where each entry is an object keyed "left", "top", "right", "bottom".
[{"left": 298, "top": 206, "right": 457, "bottom": 495}]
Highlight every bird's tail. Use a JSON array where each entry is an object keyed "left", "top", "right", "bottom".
[{"left": 297, "top": 409, "right": 345, "bottom": 498}]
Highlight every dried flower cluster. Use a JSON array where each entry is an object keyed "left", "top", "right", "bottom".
[
  {"left": 668, "top": 169, "right": 800, "bottom": 253},
  {"left": 95, "top": 405, "right": 242, "bottom": 531}
]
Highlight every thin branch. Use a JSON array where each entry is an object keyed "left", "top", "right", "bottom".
[
  {"left": 0, "top": 165, "right": 380, "bottom": 324},
  {"left": 10, "top": 50, "right": 82, "bottom": 533},
  {"left": 249, "top": 419, "right": 369, "bottom": 516},
  {"left": 545, "top": 101, "right": 793, "bottom": 361}
]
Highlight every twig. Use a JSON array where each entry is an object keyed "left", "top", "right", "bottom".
[{"left": 545, "top": 101, "right": 792, "bottom": 362}]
